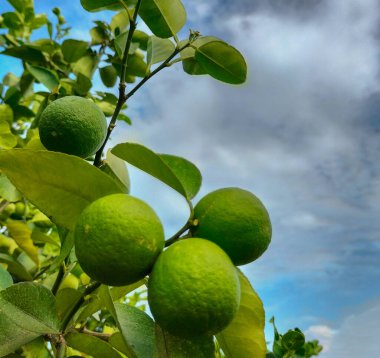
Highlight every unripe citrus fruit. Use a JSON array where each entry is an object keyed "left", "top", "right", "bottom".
[
  {"left": 39, "top": 96, "right": 107, "bottom": 158},
  {"left": 74, "top": 194, "right": 164, "bottom": 286},
  {"left": 59, "top": 273, "right": 79, "bottom": 291},
  {"left": 191, "top": 187, "right": 271, "bottom": 265},
  {"left": 148, "top": 238, "right": 240, "bottom": 338}
]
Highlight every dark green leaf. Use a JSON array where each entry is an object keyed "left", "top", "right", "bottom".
[
  {"left": 26, "top": 64, "right": 59, "bottom": 91},
  {"left": 126, "top": 54, "right": 148, "bottom": 77},
  {"left": 74, "top": 73, "right": 92, "bottom": 95},
  {"left": 1, "top": 45, "right": 45, "bottom": 63},
  {"left": 139, "top": 0, "right": 187, "bottom": 38},
  {"left": 155, "top": 325, "right": 215, "bottom": 358},
  {"left": 66, "top": 333, "right": 122, "bottom": 358},
  {"left": 99, "top": 65, "right": 118, "bottom": 88},
  {"left": 62, "top": 39, "right": 89, "bottom": 63},
  {"left": 195, "top": 41, "right": 247, "bottom": 84},
  {"left": 0, "top": 149, "right": 123, "bottom": 230},
  {"left": 112, "top": 142, "right": 202, "bottom": 199},
  {"left": 0, "top": 282, "right": 60, "bottom": 356},
  {"left": 132, "top": 30, "right": 149, "bottom": 51},
  {"left": 56, "top": 288, "right": 84, "bottom": 322},
  {"left": 80, "top": 0, "right": 123, "bottom": 12},
  {"left": 282, "top": 330, "right": 305, "bottom": 351},
  {"left": 216, "top": 270, "right": 266, "bottom": 358},
  {"left": 0, "top": 265, "right": 13, "bottom": 291}
]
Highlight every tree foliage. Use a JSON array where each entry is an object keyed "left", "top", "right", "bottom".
[{"left": 0, "top": 0, "right": 322, "bottom": 357}]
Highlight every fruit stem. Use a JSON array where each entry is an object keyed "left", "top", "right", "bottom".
[{"left": 93, "top": 0, "right": 142, "bottom": 167}]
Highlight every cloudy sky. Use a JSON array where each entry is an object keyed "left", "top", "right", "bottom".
[{"left": 1, "top": 0, "right": 380, "bottom": 355}]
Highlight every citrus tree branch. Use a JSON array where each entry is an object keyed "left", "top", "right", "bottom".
[{"left": 93, "top": 0, "right": 142, "bottom": 167}]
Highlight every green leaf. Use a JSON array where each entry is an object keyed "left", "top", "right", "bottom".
[
  {"left": 62, "top": 39, "right": 89, "bottom": 63},
  {"left": 216, "top": 270, "right": 266, "bottom": 358},
  {"left": 26, "top": 64, "right": 59, "bottom": 92},
  {"left": 112, "top": 143, "right": 202, "bottom": 199},
  {"left": 0, "top": 265, "right": 13, "bottom": 291},
  {"left": 126, "top": 54, "right": 148, "bottom": 77},
  {"left": 139, "top": 0, "right": 187, "bottom": 38},
  {"left": 7, "top": 221, "right": 39, "bottom": 266},
  {"left": 195, "top": 41, "right": 247, "bottom": 84},
  {"left": 48, "top": 231, "right": 74, "bottom": 274},
  {"left": 0, "top": 120, "right": 18, "bottom": 149},
  {"left": 0, "top": 149, "right": 123, "bottom": 230},
  {"left": 110, "top": 11, "right": 129, "bottom": 35},
  {"left": 0, "top": 253, "right": 33, "bottom": 281},
  {"left": 72, "top": 55, "right": 98, "bottom": 79},
  {"left": 109, "top": 332, "right": 132, "bottom": 356},
  {"left": 154, "top": 325, "right": 215, "bottom": 358},
  {"left": 100, "top": 149, "right": 130, "bottom": 193},
  {"left": 1, "top": 45, "right": 46, "bottom": 63},
  {"left": 3, "top": 72, "right": 19, "bottom": 87},
  {"left": 132, "top": 30, "right": 149, "bottom": 51},
  {"left": 80, "top": 0, "right": 123, "bottom": 12},
  {"left": 282, "top": 329, "right": 305, "bottom": 351},
  {"left": 66, "top": 333, "right": 122, "bottom": 358},
  {"left": 74, "top": 73, "right": 92, "bottom": 95},
  {"left": 0, "top": 282, "right": 60, "bottom": 356},
  {"left": 147, "top": 36, "right": 175, "bottom": 69},
  {"left": 113, "top": 303, "right": 156, "bottom": 358},
  {"left": 0, "top": 173, "right": 21, "bottom": 202},
  {"left": 55, "top": 288, "right": 84, "bottom": 323},
  {"left": 0, "top": 104, "right": 14, "bottom": 124},
  {"left": 99, "top": 65, "right": 118, "bottom": 88}
]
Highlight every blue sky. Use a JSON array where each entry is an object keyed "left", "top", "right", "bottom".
[{"left": 1, "top": 0, "right": 380, "bottom": 355}]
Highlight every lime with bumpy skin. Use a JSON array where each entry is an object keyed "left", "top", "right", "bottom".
[
  {"left": 39, "top": 96, "right": 107, "bottom": 158},
  {"left": 190, "top": 187, "right": 272, "bottom": 265},
  {"left": 74, "top": 193, "right": 164, "bottom": 286},
  {"left": 148, "top": 238, "right": 240, "bottom": 338}
]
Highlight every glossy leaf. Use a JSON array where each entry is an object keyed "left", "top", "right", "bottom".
[
  {"left": 216, "top": 270, "right": 266, "bottom": 358},
  {"left": 0, "top": 149, "right": 123, "bottom": 230},
  {"left": 62, "top": 39, "right": 89, "bottom": 63},
  {"left": 80, "top": 0, "right": 123, "bottom": 12},
  {"left": 139, "top": 0, "right": 187, "bottom": 38},
  {"left": 100, "top": 149, "right": 130, "bottom": 193},
  {"left": 0, "top": 120, "right": 18, "bottom": 149},
  {"left": 26, "top": 64, "right": 59, "bottom": 91},
  {"left": 155, "top": 325, "right": 215, "bottom": 358},
  {"left": 0, "top": 265, "right": 13, "bottom": 291},
  {"left": 112, "top": 142, "right": 202, "bottom": 199},
  {"left": 113, "top": 303, "right": 155, "bottom": 358},
  {"left": 0, "top": 253, "right": 33, "bottom": 281},
  {"left": 0, "top": 282, "right": 60, "bottom": 356},
  {"left": 195, "top": 41, "right": 247, "bottom": 84},
  {"left": 66, "top": 333, "right": 122, "bottom": 358},
  {"left": 7, "top": 221, "right": 39, "bottom": 266}
]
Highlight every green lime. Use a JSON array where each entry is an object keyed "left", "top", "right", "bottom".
[
  {"left": 39, "top": 96, "right": 107, "bottom": 158},
  {"left": 74, "top": 194, "right": 164, "bottom": 286},
  {"left": 191, "top": 187, "right": 271, "bottom": 265},
  {"left": 148, "top": 238, "right": 240, "bottom": 338}
]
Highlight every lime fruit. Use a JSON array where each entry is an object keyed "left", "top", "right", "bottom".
[
  {"left": 148, "top": 238, "right": 240, "bottom": 338},
  {"left": 191, "top": 187, "right": 271, "bottom": 265},
  {"left": 74, "top": 193, "right": 164, "bottom": 286},
  {"left": 39, "top": 96, "right": 107, "bottom": 158}
]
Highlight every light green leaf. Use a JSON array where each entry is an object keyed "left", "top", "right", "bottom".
[
  {"left": 7, "top": 221, "right": 39, "bottom": 266},
  {"left": 113, "top": 303, "right": 155, "bottom": 358},
  {"left": 216, "top": 270, "right": 266, "bottom": 358},
  {"left": 139, "top": 0, "right": 187, "bottom": 38},
  {"left": 109, "top": 332, "right": 132, "bottom": 356},
  {"left": 80, "top": 0, "right": 123, "bottom": 12},
  {"left": 110, "top": 11, "right": 129, "bottom": 34},
  {"left": 72, "top": 55, "right": 98, "bottom": 79},
  {"left": 0, "top": 173, "right": 21, "bottom": 202},
  {"left": 0, "top": 253, "right": 33, "bottom": 281},
  {"left": 26, "top": 64, "right": 59, "bottom": 91},
  {"left": 100, "top": 149, "right": 130, "bottom": 193},
  {"left": 0, "top": 104, "right": 14, "bottom": 124},
  {"left": 0, "top": 282, "right": 60, "bottom": 357},
  {"left": 3, "top": 72, "right": 19, "bottom": 87},
  {"left": 21, "top": 336, "right": 51, "bottom": 358},
  {"left": 127, "top": 54, "right": 149, "bottom": 77},
  {"left": 66, "top": 333, "right": 122, "bottom": 358},
  {"left": 62, "top": 39, "right": 89, "bottom": 63},
  {"left": 0, "top": 149, "right": 123, "bottom": 230},
  {"left": 154, "top": 325, "right": 215, "bottom": 358},
  {"left": 112, "top": 142, "right": 202, "bottom": 199},
  {"left": 0, "top": 265, "right": 13, "bottom": 290},
  {"left": 0, "top": 120, "right": 18, "bottom": 149},
  {"left": 147, "top": 36, "right": 175, "bottom": 69},
  {"left": 195, "top": 41, "right": 247, "bottom": 84}
]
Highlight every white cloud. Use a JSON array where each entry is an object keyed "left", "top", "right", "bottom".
[{"left": 305, "top": 325, "right": 336, "bottom": 352}]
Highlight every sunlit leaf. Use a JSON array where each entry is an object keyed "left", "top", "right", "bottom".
[
  {"left": 0, "top": 120, "right": 18, "bottom": 149},
  {"left": 147, "top": 36, "right": 175, "bottom": 69},
  {"left": 80, "top": 0, "right": 123, "bottom": 12},
  {"left": 26, "top": 64, "right": 59, "bottom": 91},
  {"left": 62, "top": 39, "right": 89, "bottom": 63}
]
